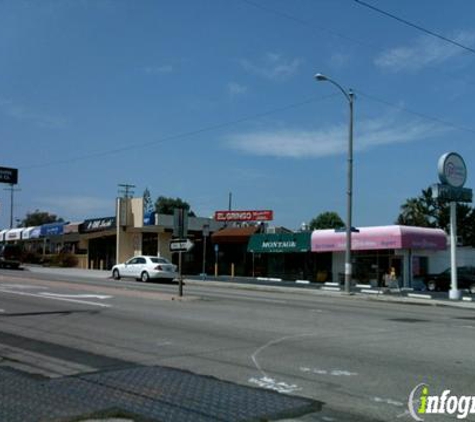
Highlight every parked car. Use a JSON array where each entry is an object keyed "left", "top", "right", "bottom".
[
  {"left": 111, "top": 255, "right": 178, "bottom": 282},
  {"left": 424, "top": 266, "right": 475, "bottom": 294},
  {"left": 0, "top": 244, "right": 23, "bottom": 269}
]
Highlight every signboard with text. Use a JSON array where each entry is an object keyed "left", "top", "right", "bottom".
[
  {"left": 214, "top": 210, "right": 273, "bottom": 222},
  {"left": 0, "top": 167, "right": 18, "bottom": 185}
]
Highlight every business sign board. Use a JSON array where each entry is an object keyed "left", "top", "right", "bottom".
[
  {"left": 214, "top": 210, "right": 273, "bottom": 222},
  {"left": 438, "top": 152, "right": 467, "bottom": 188},
  {"left": 432, "top": 183, "right": 473, "bottom": 203},
  {"left": 0, "top": 167, "right": 18, "bottom": 185},
  {"left": 80, "top": 217, "right": 116, "bottom": 233}
]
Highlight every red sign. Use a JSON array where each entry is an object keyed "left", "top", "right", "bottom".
[{"left": 214, "top": 210, "right": 274, "bottom": 222}]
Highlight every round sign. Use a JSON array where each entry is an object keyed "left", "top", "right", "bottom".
[{"left": 438, "top": 152, "right": 467, "bottom": 188}]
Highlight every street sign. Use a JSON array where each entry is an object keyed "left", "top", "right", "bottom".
[{"left": 169, "top": 238, "right": 194, "bottom": 252}]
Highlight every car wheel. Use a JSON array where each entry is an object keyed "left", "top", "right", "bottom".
[
  {"left": 469, "top": 283, "right": 475, "bottom": 295},
  {"left": 427, "top": 280, "right": 438, "bottom": 292},
  {"left": 141, "top": 271, "right": 150, "bottom": 283},
  {"left": 113, "top": 269, "right": 120, "bottom": 280}
]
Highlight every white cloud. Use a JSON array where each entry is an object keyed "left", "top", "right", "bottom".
[
  {"left": 0, "top": 98, "right": 69, "bottom": 128},
  {"left": 37, "top": 196, "right": 113, "bottom": 219},
  {"left": 375, "top": 31, "right": 475, "bottom": 72},
  {"left": 226, "top": 115, "right": 448, "bottom": 159},
  {"left": 239, "top": 52, "right": 302, "bottom": 81},
  {"left": 228, "top": 82, "right": 248, "bottom": 97},
  {"left": 143, "top": 64, "right": 174, "bottom": 75}
]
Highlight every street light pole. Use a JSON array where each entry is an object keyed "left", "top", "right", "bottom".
[{"left": 315, "top": 73, "right": 354, "bottom": 294}]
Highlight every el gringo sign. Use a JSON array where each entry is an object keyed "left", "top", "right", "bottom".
[{"left": 214, "top": 210, "right": 273, "bottom": 222}]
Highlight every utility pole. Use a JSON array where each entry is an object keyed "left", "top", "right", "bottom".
[
  {"left": 4, "top": 184, "right": 21, "bottom": 228},
  {"left": 118, "top": 183, "right": 136, "bottom": 199},
  {"left": 116, "top": 183, "right": 135, "bottom": 265}
]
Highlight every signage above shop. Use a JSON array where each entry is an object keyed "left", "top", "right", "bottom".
[
  {"left": 214, "top": 210, "right": 273, "bottom": 222},
  {"left": 248, "top": 232, "right": 310, "bottom": 253},
  {"left": 0, "top": 167, "right": 18, "bottom": 185},
  {"left": 80, "top": 217, "right": 116, "bottom": 233}
]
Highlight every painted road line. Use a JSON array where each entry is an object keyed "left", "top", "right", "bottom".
[
  {"left": 0, "top": 309, "right": 4, "bottom": 313},
  {"left": 257, "top": 277, "right": 283, "bottom": 282},
  {"left": 463, "top": 297, "right": 473, "bottom": 302},
  {"left": 295, "top": 280, "right": 310, "bottom": 285},
  {"left": 361, "top": 289, "right": 379, "bottom": 295},
  {"left": 321, "top": 287, "right": 341, "bottom": 292},
  {"left": 0, "top": 289, "right": 111, "bottom": 308},
  {"left": 324, "top": 282, "right": 339, "bottom": 287},
  {"left": 356, "top": 284, "right": 371, "bottom": 288},
  {"left": 407, "top": 293, "right": 432, "bottom": 300},
  {"left": 40, "top": 293, "right": 112, "bottom": 300}
]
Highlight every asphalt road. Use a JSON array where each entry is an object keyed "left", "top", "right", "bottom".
[{"left": 0, "top": 267, "right": 474, "bottom": 422}]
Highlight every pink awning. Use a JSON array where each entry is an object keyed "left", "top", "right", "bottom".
[{"left": 311, "top": 225, "right": 447, "bottom": 252}]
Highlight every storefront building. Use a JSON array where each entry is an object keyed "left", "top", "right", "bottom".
[
  {"left": 247, "top": 232, "right": 331, "bottom": 281},
  {"left": 311, "top": 225, "right": 447, "bottom": 287}
]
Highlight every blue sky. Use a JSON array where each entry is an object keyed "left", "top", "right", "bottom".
[{"left": 1, "top": 0, "right": 475, "bottom": 230}]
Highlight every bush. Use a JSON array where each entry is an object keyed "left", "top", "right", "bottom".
[{"left": 47, "top": 252, "right": 79, "bottom": 268}]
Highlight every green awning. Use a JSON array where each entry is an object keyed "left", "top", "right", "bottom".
[{"left": 247, "top": 232, "right": 311, "bottom": 253}]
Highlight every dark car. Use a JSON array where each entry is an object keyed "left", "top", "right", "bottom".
[
  {"left": 424, "top": 266, "right": 475, "bottom": 294},
  {"left": 0, "top": 244, "right": 23, "bottom": 269}
]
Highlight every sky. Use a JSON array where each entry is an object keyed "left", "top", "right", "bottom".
[{"left": 1, "top": 0, "right": 475, "bottom": 230}]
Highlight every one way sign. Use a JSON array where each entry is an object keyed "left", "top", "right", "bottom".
[{"left": 169, "top": 238, "right": 194, "bottom": 253}]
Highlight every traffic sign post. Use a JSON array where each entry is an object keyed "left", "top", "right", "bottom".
[
  {"left": 169, "top": 239, "right": 194, "bottom": 253},
  {"left": 169, "top": 239, "right": 194, "bottom": 297}
]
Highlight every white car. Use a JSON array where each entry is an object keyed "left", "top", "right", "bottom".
[{"left": 112, "top": 255, "right": 178, "bottom": 282}]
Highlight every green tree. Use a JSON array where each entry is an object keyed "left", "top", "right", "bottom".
[
  {"left": 20, "top": 210, "right": 63, "bottom": 227},
  {"left": 396, "top": 187, "right": 475, "bottom": 246},
  {"left": 309, "top": 211, "right": 345, "bottom": 230},
  {"left": 155, "top": 196, "right": 196, "bottom": 217}
]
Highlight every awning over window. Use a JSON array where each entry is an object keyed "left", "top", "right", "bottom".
[
  {"left": 40, "top": 223, "right": 65, "bottom": 237},
  {"left": 5, "top": 228, "right": 23, "bottom": 241},
  {"left": 311, "top": 225, "right": 447, "bottom": 252},
  {"left": 211, "top": 226, "right": 259, "bottom": 244},
  {"left": 248, "top": 232, "right": 311, "bottom": 253},
  {"left": 22, "top": 226, "right": 39, "bottom": 240}
]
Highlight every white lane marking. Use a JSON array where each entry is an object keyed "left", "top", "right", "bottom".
[
  {"left": 460, "top": 325, "right": 475, "bottom": 329},
  {"left": 156, "top": 340, "right": 173, "bottom": 347},
  {"left": 0, "top": 289, "right": 111, "bottom": 308},
  {"left": 249, "top": 333, "right": 315, "bottom": 394},
  {"left": 0, "top": 284, "right": 47, "bottom": 290},
  {"left": 248, "top": 376, "right": 301, "bottom": 394},
  {"left": 300, "top": 367, "right": 358, "bottom": 376},
  {"left": 373, "top": 396, "right": 404, "bottom": 407},
  {"left": 40, "top": 293, "right": 112, "bottom": 300},
  {"left": 0, "top": 309, "right": 4, "bottom": 313}
]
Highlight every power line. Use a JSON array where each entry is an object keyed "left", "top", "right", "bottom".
[
  {"left": 20, "top": 94, "right": 337, "bottom": 170},
  {"left": 355, "top": 89, "right": 475, "bottom": 136},
  {"left": 353, "top": 0, "right": 475, "bottom": 55},
  {"left": 238, "top": 0, "right": 380, "bottom": 51}
]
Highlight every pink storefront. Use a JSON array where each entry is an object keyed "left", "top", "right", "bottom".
[{"left": 311, "top": 225, "right": 447, "bottom": 287}]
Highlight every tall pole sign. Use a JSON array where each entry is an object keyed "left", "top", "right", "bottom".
[
  {"left": 432, "top": 152, "right": 472, "bottom": 300},
  {"left": 0, "top": 167, "right": 19, "bottom": 228}
]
